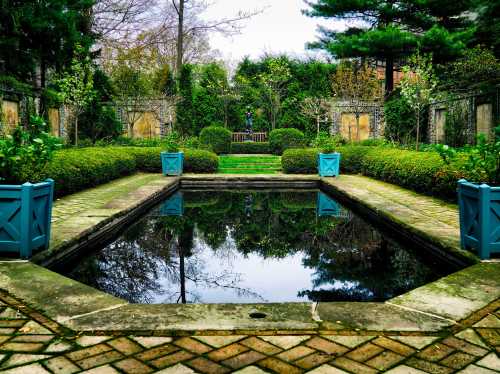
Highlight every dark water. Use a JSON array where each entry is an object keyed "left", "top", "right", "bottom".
[{"left": 58, "top": 190, "right": 456, "bottom": 304}]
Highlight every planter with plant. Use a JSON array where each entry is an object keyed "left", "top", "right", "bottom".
[
  {"left": 317, "top": 136, "right": 341, "bottom": 177},
  {"left": 160, "top": 134, "right": 183, "bottom": 176},
  {"left": 457, "top": 130, "right": 500, "bottom": 259},
  {"left": 0, "top": 116, "right": 60, "bottom": 258},
  {"left": 437, "top": 128, "right": 500, "bottom": 259}
]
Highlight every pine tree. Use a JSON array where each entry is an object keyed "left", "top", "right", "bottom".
[{"left": 303, "top": 0, "right": 474, "bottom": 94}]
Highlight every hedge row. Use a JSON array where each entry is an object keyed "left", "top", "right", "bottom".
[
  {"left": 42, "top": 147, "right": 218, "bottom": 197},
  {"left": 269, "top": 128, "right": 306, "bottom": 155},
  {"left": 282, "top": 146, "right": 467, "bottom": 201},
  {"left": 231, "top": 142, "right": 270, "bottom": 154}
]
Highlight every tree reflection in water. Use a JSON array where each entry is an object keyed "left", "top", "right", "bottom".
[{"left": 63, "top": 190, "right": 454, "bottom": 304}]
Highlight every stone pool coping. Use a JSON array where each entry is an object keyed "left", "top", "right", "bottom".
[{"left": 0, "top": 173, "right": 498, "bottom": 337}]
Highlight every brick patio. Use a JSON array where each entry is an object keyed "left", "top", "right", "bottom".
[{"left": 0, "top": 290, "right": 498, "bottom": 373}]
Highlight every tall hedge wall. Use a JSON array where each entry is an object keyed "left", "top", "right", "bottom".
[
  {"left": 282, "top": 146, "right": 467, "bottom": 201},
  {"left": 41, "top": 147, "right": 218, "bottom": 197}
]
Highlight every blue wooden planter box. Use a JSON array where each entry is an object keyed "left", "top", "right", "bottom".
[
  {"left": 0, "top": 179, "right": 54, "bottom": 259},
  {"left": 317, "top": 192, "right": 351, "bottom": 219},
  {"left": 458, "top": 179, "right": 500, "bottom": 259},
  {"left": 160, "top": 192, "right": 184, "bottom": 216},
  {"left": 318, "top": 153, "right": 341, "bottom": 177},
  {"left": 161, "top": 152, "right": 184, "bottom": 176}
]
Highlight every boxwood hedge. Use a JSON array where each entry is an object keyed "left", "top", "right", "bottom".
[
  {"left": 282, "top": 148, "right": 318, "bottom": 174},
  {"left": 200, "top": 126, "right": 232, "bottom": 154},
  {"left": 282, "top": 145, "right": 468, "bottom": 201},
  {"left": 231, "top": 142, "right": 270, "bottom": 154},
  {"left": 269, "top": 128, "right": 306, "bottom": 155},
  {"left": 40, "top": 146, "right": 218, "bottom": 197}
]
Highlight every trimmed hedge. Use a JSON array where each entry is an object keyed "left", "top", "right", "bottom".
[
  {"left": 269, "top": 128, "right": 306, "bottom": 155},
  {"left": 200, "top": 126, "right": 232, "bottom": 154},
  {"left": 282, "top": 145, "right": 468, "bottom": 201},
  {"left": 231, "top": 142, "right": 270, "bottom": 154},
  {"left": 282, "top": 148, "right": 318, "bottom": 174},
  {"left": 40, "top": 147, "right": 218, "bottom": 197}
]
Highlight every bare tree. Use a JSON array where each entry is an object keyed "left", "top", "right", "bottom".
[
  {"left": 301, "top": 97, "right": 330, "bottom": 135},
  {"left": 92, "top": 0, "right": 154, "bottom": 40},
  {"left": 169, "top": 0, "right": 263, "bottom": 77}
]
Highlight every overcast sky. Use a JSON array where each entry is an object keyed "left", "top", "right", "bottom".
[{"left": 200, "top": 0, "right": 346, "bottom": 62}]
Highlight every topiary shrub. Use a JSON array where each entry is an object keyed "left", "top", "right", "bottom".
[
  {"left": 281, "top": 148, "right": 318, "bottom": 174},
  {"left": 184, "top": 149, "right": 219, "bottom": 173},
  {"left": 230, "top": 142, "right": 270, "bottom": 154},
  {"left": 199, "top": 126, "right": 232, "bottom": 154},
  {"left": 269, "top": 128, "right": 306, "bottom": 155}
]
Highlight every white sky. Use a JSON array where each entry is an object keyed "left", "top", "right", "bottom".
[{"left": 200, "top": 0, "right": 346, "bottom": 62}]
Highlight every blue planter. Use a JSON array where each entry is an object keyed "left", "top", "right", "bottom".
[
  {"left": 458, "top": 179, "right": 500, "bottom": 259},
  {"left": 0, "top": 179, "right": 54, "bottom": 259},
  {"left": 161, "top": 152, "right": 184, "bottom": 176},
  {"left": 318, "top": 153, "right": 341, "bottom": 177},
  {"left": 159, "top": 192, "right": 184, "bottom": 216},
  {"left": 317, "top": 192, "right": 351, "bottom": 219}
]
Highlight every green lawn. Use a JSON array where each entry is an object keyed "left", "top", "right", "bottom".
[{"left": 218, "top": 155, "right": 281, "bottom": 174}]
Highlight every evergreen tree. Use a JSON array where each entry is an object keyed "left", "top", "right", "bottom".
[
  {"left": 176, "top": 64, "right": 195, "bottom": 136},
  {"left": 0, "top": 0, "right": 95, "bottom": 87},
  {"left": 304, "top": 0, "right": 474, "bottom": 94},
  {"left": 474, "top": 0, "right": 500, "bottom": 58}
]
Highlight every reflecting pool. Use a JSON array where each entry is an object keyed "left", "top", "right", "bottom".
[{"left": 58, "top": 190, "right": 456, "bottom": 304}]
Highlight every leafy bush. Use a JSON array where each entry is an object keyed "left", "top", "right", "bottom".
[
  {"left": 384, "top": 91, "right": 420, "bottom": 144},
  {"left": 45, "top": 147, "right": 137, "bottom": 196},
  {"left": 183, "top": 149, "right": 219, "bottom": 173},
  {"left": 339, "top": 145, "right": 468, "bottom": 200},
  {"left": 269, "top": 128, "right": 306, "bottom": 155},
  {"left": 199, "top": 126, "right": 232, "bottom": 154},
  {"left": 282, "top": 148, "right": 318, "bottom": 174},
  {"left": 231, "top": 142, "right": 270, "bottom": 154},
  {"left": 281, "top": 144, "right": 475, "bottom": 200},
  {"left": 29, "top": 146, "right": 218, "bottom": 197},
  {"left": 0, "top": 116, "right": 61, "bottom": 184}
]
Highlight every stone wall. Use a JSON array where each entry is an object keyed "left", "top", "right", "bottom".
[
  {"left": 329, "top": 100, "right": 384, "bottom": 141},
  {"left": 428, "top": 88, "right": 499, "bottom": 145}
]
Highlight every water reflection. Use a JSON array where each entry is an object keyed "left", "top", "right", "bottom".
[{"left": 61, "top": 190, "right": 454, "bottom": 304}]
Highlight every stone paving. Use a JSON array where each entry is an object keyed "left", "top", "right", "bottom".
[
  {"left": 1, "top": 173, "right": 499, "bottom": 372},
  {"left": 0, "top": 289, "right": 498, "bottom": 373}
]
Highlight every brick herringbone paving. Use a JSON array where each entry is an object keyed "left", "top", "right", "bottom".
[{"left": 0, "top": 293, "right": 498, "bottom": 373}]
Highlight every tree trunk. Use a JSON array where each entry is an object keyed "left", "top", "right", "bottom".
[
  {"left": 176, "top": 0, "right": 185, "bottom": 79},
  {"left": 75, "top": 115, "right": 79, "bottom": 146},
  {"left": 179, "top": 250, "right": 186, "bottom": 304},
  {"left": 355, "top": 113, "right": 360, "bottom": 142},
  {"left": 415, "top": 109, "right": 420, "bottom": 151},
  {"left": 385, "top": 56, "right": 394, "bottom": 97}
]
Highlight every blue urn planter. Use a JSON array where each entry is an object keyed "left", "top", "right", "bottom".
[
  {"left": 161, "top": 152, "right": 184, "bottom": 176},
  {"left": 458, "top": 179, "right": 500, "bottom": 259},
  {"left": 318, "top": 153, "right": 341, "bottom": 177},
  {"left": 0, "top": 179, "right": 54, "bottom": 259}
]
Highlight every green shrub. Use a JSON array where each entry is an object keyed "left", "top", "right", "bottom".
[
  {"left": 184, "top": 149, "right": 219, "bottom": 173},
  {"left": 281, "top": 148, "right": 318, "bottom": 174},
  {"left": 35, "top": 146, "right": 218, "bottom": 197},
  {"left": 230, "top": 142, "right": 270, "bottom": 154},
  {"left": 0, "top": 116, "right": 61, "bottom": 184},
  {"left": 384, "top": 91, "right": 423, "bottom": 144},
  {"left": 339, "top": 145, "right": 468, "bottom": 200},
  {"left": 44, "top": 147, "right": 137, "bottom": 197},
  {"left": 199, "top": 126, "right": 232, "bottom": 154},
  {"left": 269, "top": 128, "right": 306, "bottom": 155}
]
